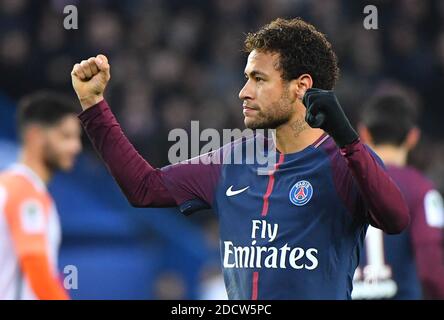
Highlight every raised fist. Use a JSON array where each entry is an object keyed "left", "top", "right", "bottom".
[{"left": 71, "top": 54, "right": 110, "bottom": 110}]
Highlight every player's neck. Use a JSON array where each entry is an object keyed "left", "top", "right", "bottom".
[
  {"left": 19, "top": 148, "right": 53, "bottom": 185},
  {"left": 274, "top": 119, "right": 324, "bottom": 154},
  {"left": 372, "top": 145, "right": 408, "bottom": 167}
]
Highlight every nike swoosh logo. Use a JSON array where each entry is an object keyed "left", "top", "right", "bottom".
[{"left": 226, "top": 185, "right": 250, "bottom": 197}]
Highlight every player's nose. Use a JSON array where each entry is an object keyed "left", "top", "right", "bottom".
[{"left": 239, "top": 80, "right": 253, "bottom": 101}]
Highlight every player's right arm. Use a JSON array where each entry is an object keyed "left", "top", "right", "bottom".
[
  {"left": 71, "top": 55, "right": 219, "bottom": 210},
  {"left": 71, "top": 55, "right": 176, "bottom": 207}
]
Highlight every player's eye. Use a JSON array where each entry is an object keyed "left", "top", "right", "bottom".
[{"left": 255, "top": 77, "right": 264, "bottom": 82}]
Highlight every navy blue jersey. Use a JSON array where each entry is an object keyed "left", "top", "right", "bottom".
[
  {"left": 156, "top": 134, "right": 382, "bottom": 299},
  {"left": 78, "top": 100, "right": 410, "bottom": 300},
  {"left": 211, "top": 135, "right": 368, "bottom": 299}
]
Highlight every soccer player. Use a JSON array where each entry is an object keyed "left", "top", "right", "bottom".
[
  {"left": 353, "top": 93, "right": 444, "bottom": 300},
  {"left": 71, "top": 18, "right": 409, "bottom": 299},
  {"left": 0, "top": 92, "right": 82, "bottom": 299}
]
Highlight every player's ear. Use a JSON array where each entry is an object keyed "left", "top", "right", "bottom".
[
  {"left": 291, "top": 74, "right": 313, "bottom": 100},
  {"left": 357, "top": 124, "right": 374, "bottom": 146},
  {"left": 404, "top": 127, "right": 420, "bottom": 151}
]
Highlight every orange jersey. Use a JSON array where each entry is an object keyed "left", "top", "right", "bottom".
[{"left": 0, "top": 164, "right": 65, "bottom": 299}]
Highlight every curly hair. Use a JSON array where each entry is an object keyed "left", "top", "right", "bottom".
[{"left": 244, "top": 18, "right": 339, "bottom": 90}]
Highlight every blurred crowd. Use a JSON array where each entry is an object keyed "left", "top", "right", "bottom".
[
  {"left": 1, "top": 0, "right": 443, "bottom": 164},
  {"left": 1, "top": 0, "right": 444, "bottom": 298}
]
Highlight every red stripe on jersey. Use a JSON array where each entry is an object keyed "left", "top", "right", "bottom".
[
  {"left": 261, "top": 153, "right": 285, "bottom": 217},
  {"left": 251, "top": 271, "right": 259, "bottom": 300}
]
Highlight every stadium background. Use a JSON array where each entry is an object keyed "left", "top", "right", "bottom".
[{"left": 0, "top": 0, "right": 443, "bottom": 299}]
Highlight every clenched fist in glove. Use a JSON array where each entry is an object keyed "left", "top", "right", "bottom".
[
  {"left": 71, "top": 54, "right": 111, "bottom": 110},
  {"left": 303, "top": 88, "right": 358, "bottom": 147}
]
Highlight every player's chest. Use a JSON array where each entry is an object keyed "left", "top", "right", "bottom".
[{"left": 215, "top": 159, "right": 336, "bottom": 222}]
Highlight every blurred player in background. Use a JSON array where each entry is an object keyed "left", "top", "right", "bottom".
[
  {"left": 0, "top": 92, "right": 82, "bottom": 299},
  {"left": 353, "top": 93, "right": 444, "bottom": 299}
]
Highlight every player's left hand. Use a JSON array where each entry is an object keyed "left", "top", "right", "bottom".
[{"left": 302, "top": 88, "right": 358, "bottom": 147}]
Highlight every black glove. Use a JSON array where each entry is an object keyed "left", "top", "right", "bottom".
[{"left": 302, "top": 88, "right": 358, "bottom": 147}]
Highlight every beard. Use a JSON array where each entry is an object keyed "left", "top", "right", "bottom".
[{"left": 244, "top": 89, "right": 295, "bottom": 130}]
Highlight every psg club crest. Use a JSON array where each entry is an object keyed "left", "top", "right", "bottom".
[{"left": 289, "top": 180, "right": 313, "bottom": 206}]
